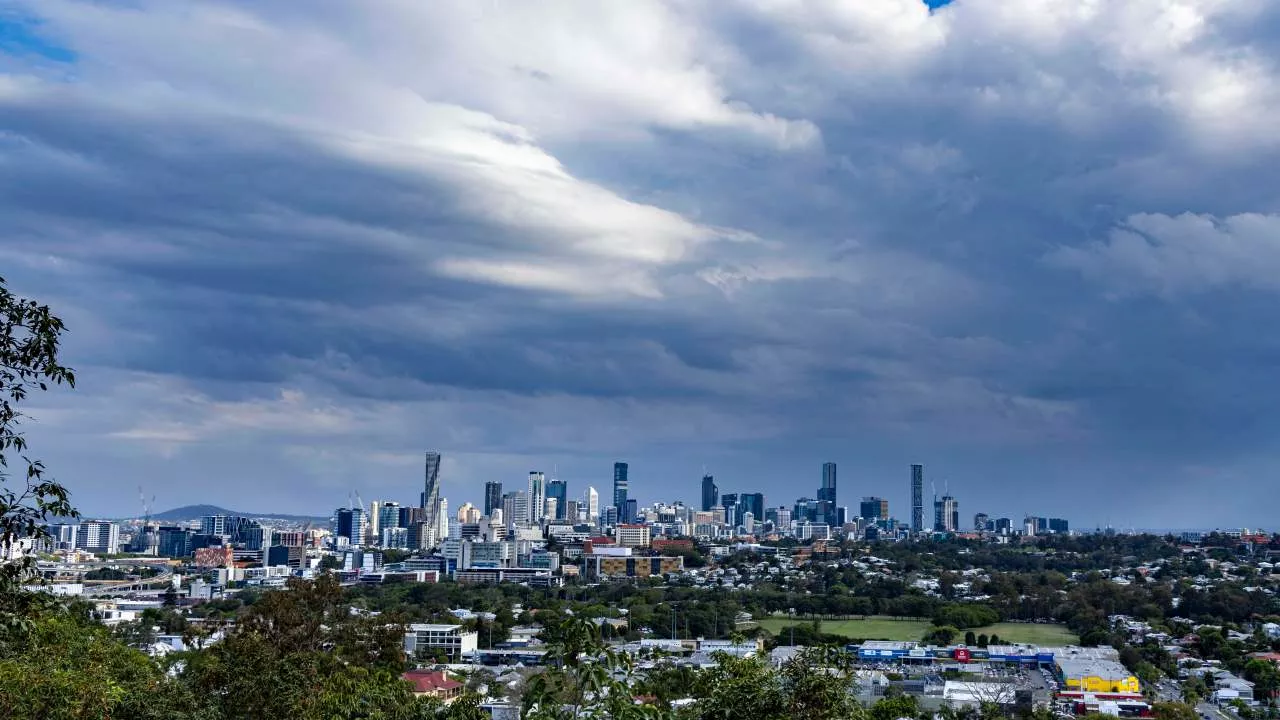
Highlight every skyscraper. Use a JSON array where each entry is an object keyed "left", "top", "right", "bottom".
[
  {"left": 333, "top": 507, "right": 368, "bottom": 547},
  {"left": 721, "top": 492, "right": 739, "bottom": 527},
  {"left": 76, "top": 521, "right": 120, "bottom": 554},
  {"left": 377, "top": 502, "right": 401, "bottom": 535},
  {"left": 586, "top": 487, "right": 599, "bottom": 522},
  {"left": 910, "top": 464, "right": 924, "bottom": 532},
  {"left": 528, "top": 471, "right": 546, "bottom": 523},
  {"left": 547, "top": 478, "right": 568, "bottom": 521},
  {"left": 740, "top": 493, "right": 765, "bottom": 524},
  {"left": 700, "top": 474, "right": 718, "bottom": 512},
  {"left": 934, "top": 495, "right": 958, "bottom": 532},
  {"left": 819, "top": 462, "right": 837, "bottom": 526},
  {"left": 613, "top": 462, "right": 629, "bottom": 522},
  {"left": 860, "top": 496, "right": 889, "bottom": 521},
  {"left": 422, "top": 451, "right": 442, "bottom": 535},
  {"left": 502, "top": 491, "right": 528, "bottom": 530},
  {"left": 484, "top": 481, "right": 503, "bottom": 517}
]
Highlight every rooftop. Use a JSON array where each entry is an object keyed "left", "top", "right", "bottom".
[{"left": 1057, "top": 658, "right": 1134, "bottom": 681}]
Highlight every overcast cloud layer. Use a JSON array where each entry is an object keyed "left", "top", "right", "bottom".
[{"left": 4, "top": 0, "right": 1280, "bottom": 528}]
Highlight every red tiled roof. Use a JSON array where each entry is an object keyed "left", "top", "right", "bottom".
[{"left": 403, "top": 670, "right": 463, "bottom": 694}]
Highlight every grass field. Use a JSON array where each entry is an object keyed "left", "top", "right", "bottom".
[{"left": 755, "top": 616, "right": 1077, "bottom": 646}]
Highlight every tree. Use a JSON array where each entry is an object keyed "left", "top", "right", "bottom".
[
  {"left": 0, "top": 277, "right": 77, "bottom": 629},
  {"left": 869, "top": 694, "right": 920, "bottom": 720},
  {"left": 1152, "top": 702, "right": 1201, "bottom": 720},
  {"left": 924, "top": 625, "right": 959, "bottom": 645},
  {"left": 780, "top": 647, "right": 864, "bottom": 720},
  {"left": 0, "top": 613, "right": 213, "bottom": 719},
  {"left": 1244, "top": 659, "right": 1280, "bottom": 705},
  {"left": 977, "top": 633, "right": 990, "bottom": 647},
  {"left": 180, "top": 575, "right": 420, "bottom": 719},
  {"left": 523, "top": 615, "right": 667, "bottom": 720},
  {"left": 965, "top": 630, "right": 977, "bottom": 646},
  {"left": 693, "top": 652, "right": 787, "bottom": 720}
]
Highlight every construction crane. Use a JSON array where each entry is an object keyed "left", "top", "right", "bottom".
[{"left": 137, "top": 486, "right": 155, "bottom": 526}]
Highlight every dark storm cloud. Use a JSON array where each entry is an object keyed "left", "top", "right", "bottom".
[{"left": 4, "top": 0, "right": 1280, "bottom": 527}]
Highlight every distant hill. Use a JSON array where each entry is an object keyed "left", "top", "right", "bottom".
[{"left": 148, "top": 504, "right": 330, "bottom": 523}]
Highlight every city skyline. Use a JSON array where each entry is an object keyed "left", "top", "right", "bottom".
[
  {"left": 9, "top": 2, "right": 1280, "bottom": 529},
  {"left": 112, "top": 456, "right": 1083, "bottom": 533}
]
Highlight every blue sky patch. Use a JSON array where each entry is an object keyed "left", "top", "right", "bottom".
[{"left": 0, "top": 14, "right": 76, "bottom": 63}]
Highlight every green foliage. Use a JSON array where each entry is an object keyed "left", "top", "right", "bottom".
[
  {"left": 0, "top": 278, "right": 77, "bottom": 631},
  {"left": 868, "top": 694, "right": 920, "bottom": 720},
  {"left": 0, "top": 612, "right": 213, "bottom": 719},
  {"left": 1244, "top": 659, "right": 1280, "bottom": 704},
  {"left": 933, "top": 604, "right": 1001, "bottom": 629},
  {"left": 780, "top": 647, "right": 864, "bottom": 720},
  {"left": 1152, "top": 702, "right": 1201, "bottom": 720},
  {"left": 523, "top": 616, "right": 666, "bottom": 720},
  {"left": 923, "top": 625, "right": 960, "bottom": 645},
  {"left": 693, "top": 652, "right": 788, "bottom": 720}
]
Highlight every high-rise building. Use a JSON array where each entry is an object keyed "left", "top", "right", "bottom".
[
  {"left": 860, "top": 496, "right": 889, "bottom": 521},
  {"left": 701, "top": 474, "right": 718, "bottom": 512},
  {"left": 483, "top": 481, "right": 503, "bottom": 517},
  {"left": 721, "top": 493, "right": 739, "bottom": 527},
  {"left": 564, "top": 499, "right": 581, "bottom": 523},
  {"left": 910, "top": 464, "right": 924, "bottom": 532},
  {"left": 547, "top": 478, "right": 568, "bottom": 521},
  {"left": 974, "top": 512, "right": 990, "bottom": 532},
  {"left": 740, "top": 493, "right": 765, "bottom": 524},
  {"left": 422, "top": 451, "right": 442, "bottom": 536},
  {"left": 76, "top": 520, "right": 121, "bottom": 555},
  {"left": 625, "top": 499, "right": 637, "bottom": 525},
  {"left": 457, "top": 502, "right": 481, "bottom": 524},
  {"left": 157, "top": 526, "right": 192, "bottom": 558},
  {"left": 334, "top": 507, "right": 368, "bottom": 547},
  {"left": 502, "top": 491, "right": 529, "bottom": 530},
  {"left": 528, "top": 472, "right": 546, "bottom": 523},
  {"left": 200, "top": 515, "right": 230, "bottom": 537},
  {"left": 399, "top": 506, "right": 425, "bottom": 529},
  {"left": 1048, "top": 518, "right": 1069, "bottom": 534},
  {"left": 933, "top": 495, "right": 958, "bottom": 532},
  {"left": 792, "top": 497, "right": 821, "bottom": 524},
  {"left": 613, "top": 462, "right": 629, "bottom": 522},
  {"left": 774, "top": 507, "right": 792, "bottom": 531},
  {"left": 819, "top": 462, "right": 838, "bottom": 526},
  {"left": 586, "top": 487, "right": 599, "bottom": 521},
  {"left": 377, "top": 502, "right": 401, "bottom": 532}
]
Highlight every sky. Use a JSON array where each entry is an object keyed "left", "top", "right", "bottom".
[{"left": 2, "top": 1, "right": 1280, "bottom": 529}]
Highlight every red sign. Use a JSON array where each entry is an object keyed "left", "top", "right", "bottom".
[{"left": 954, "top": 648, "right": 971, "bottom": 663}]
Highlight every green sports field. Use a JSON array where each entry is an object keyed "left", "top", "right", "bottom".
[{"left": 756, "top": 615, "right": 1077, "bottom": 646}]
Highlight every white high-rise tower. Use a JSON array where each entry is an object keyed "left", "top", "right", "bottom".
[{"left": 528, "top": 471, "right": 546, "bottom": 524}]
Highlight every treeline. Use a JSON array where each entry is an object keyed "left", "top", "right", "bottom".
[{"left": 0, "top": 576, "right": 488, "bottom": 719}]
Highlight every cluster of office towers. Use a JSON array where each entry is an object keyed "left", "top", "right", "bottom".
[{"left": 330, "top": 454, "right": 1061, "bottom": 549}]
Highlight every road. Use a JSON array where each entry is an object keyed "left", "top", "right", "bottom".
[
  {"left": 81, "top": 570, "right": 175, "bottom": 597},
  {"left": 1153, "top": 677, "right": 1235, "bottom": 720},
  {"left": 1198, "top": 702, "right": 1235, "bottom": 720}
]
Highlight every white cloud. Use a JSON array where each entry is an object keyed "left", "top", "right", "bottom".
[{"left": 1050, "top": 212, "right": 1280, "bottom": 296}]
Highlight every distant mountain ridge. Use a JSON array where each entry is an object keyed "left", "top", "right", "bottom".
[{"left": 146, "top": 504, "right": 330, "bottom": 523}]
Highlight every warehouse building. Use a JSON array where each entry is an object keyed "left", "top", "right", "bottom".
[{"left": 1056, "top": 657, "right": 1140, "bottom": 694}]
